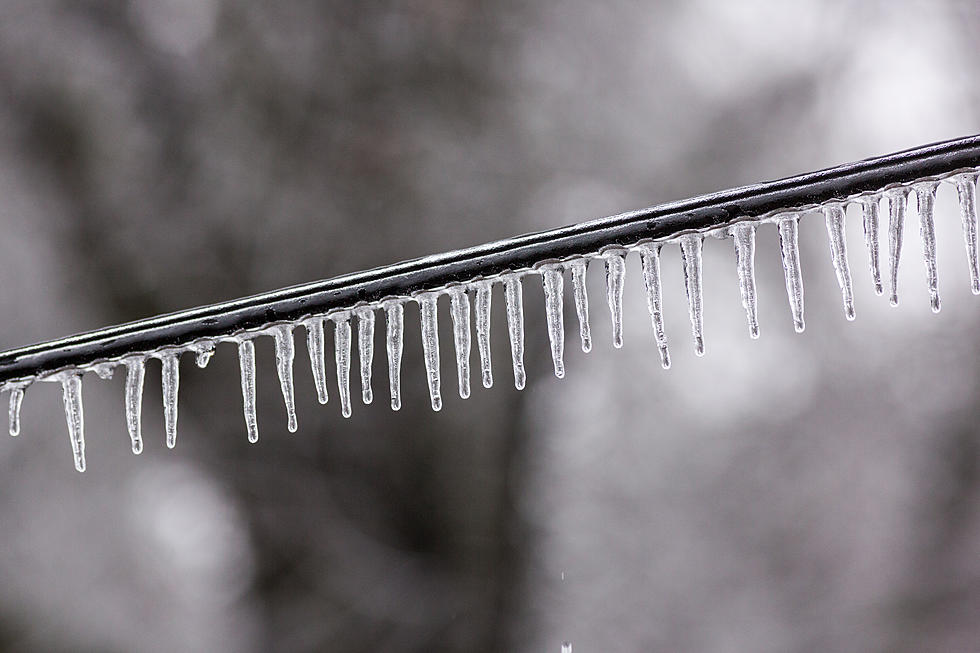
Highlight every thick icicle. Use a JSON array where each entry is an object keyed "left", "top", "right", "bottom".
[
  {"left": 474, "top": 281, "right": 493, "bottom": 388},
  {"left": 886, "top": 188, "right": 908, "bottom": 306},
  {"left": 8, "top": 386, "right": 23, "bottom": 437},
  {"left": 238, "top": 339, "right": 259, "bottom": 443},
  {"left": 124, "top": 358, "right": 145, "bottom": 454},
  {"left": 541, "top": 265, "right": 565, "bottom": 378},
  {"left": 419, "top": 294, "right": 442, "bottom": 411},
  {"left": 916, "top": 182, "right": 941, "bottom": 312},
  {"left": 859, "top": 197, "right": 883, "bottom": 295},
  {"left": 161, "top": 352, "right": 180, "bottom": 449},
  {"left": 638, "top": 243, "right": 670, "bottom": 368},
  {"left": 777, "top": 215, "right": 805, "bottom": 333},
  {"left": 955, "top": 173, "right": 980, "bottom": 294},
  {"left": 273, "top": 325, "right": 298, "bottom": 432},
  {"left": 569, "top": 259, "right": 592, "bottom": 353},
  {"left": 731, "top": 223, "right": 760, "bottom": 338},
  {"left": 61, "top": 374, "right": 85, "bottom": 473},
  {"left": 305, "top": 318, "right": 329, "bottom": 404},
  {"left": 679, "top": 235, "right": 704, "bottom": 356},
  {"left": 503, "top": 275, "right": 526, "bottom": 389},
  {"left": 824, "top": 204, "right": 855, "bottom": 320},
  {"left": 384, "top": 302, "right": 404, "bottom": 411},
  {"left": 604, "top": 252, "right": 626, "bottom": 349},
  {"left": 334, "top": 316, "right": 353, "bottom": 418},
  {"left": 355, "top": 308, "right": 375, "bottom": 405},
  {"left": 448, "top": 288, "right": 471, "bottom": 399}
]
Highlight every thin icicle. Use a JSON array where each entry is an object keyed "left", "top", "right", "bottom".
[
  {"left": 731, "top": 223, "right": 760, "bottom": 338},
  {"left": 61, "top": 374, "right": 85, "bottom": 473},
  {"left": 448, "top": 288, "right": 471, "bottom": 399},
  {"left": 777, "top": 215, "right": 805, "bottom": 333},
  {"left": 8, "top": 386, "right": 24, "bottom": 437},
  {"left": 124, "top": 358, "right": 145, "bottom": 454},
  {"left": 384, "top": 302, "right": 404, "bottom": 411},
  {"left": 916, "top": 182, "right": 941, "bottom": 312},
  {"left": 860, "top": 197, "right": 883, "bottom": 295},
  {"left": 638, "top": 243, "right": 670, "bottom": 368},
  {"left": 542, "top": 265, "right": 565, "bottom": 378},
  {"left": 887, "top": 188, "right": 908, "bottom": 307},
  {"left": 238, "top": 339, "right": 258, "bottom": 443},
  {"left": 334, "top": 315, "right": 353, "bottom": 418},
  {"left": 195, "top": 346, "right": 214, "bottom": 369},
  {"left": 419, "top": 294, "right": 442, "bottom": 411},
  {"left": 503, "top": 275, "right": 526, "bottom": 389},
  {"left": 824, "top": 204, "right": 855, "bottom": 320},
  {"left": 355, "top": 308, "right": 375, "bottom": 405},
  {"left": 273, "top": 325, "right": 298, "bottom": 433},
  {"left": 305, "top": 318, "right": 329, "bottom": 404},
  {"left": 569, "top": 259, "right": 592, "bottom": 353},
  {"left": 604, "top": 252, "right": 626, "bottom": 349},
  {"left": 955, "top": 173, "right": 980, "bottom": 294},
  {"left": 679, "top": 235, "right": 704, "bottom": 356},
  {"left": 161, "top": 352, "right": 180, "bottom": 449},
  {"left": 474, "top": 281, "right": 493, "bottom": 388}
]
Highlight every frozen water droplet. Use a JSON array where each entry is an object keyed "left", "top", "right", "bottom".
[
  {"left": 61, "top": 374, "right": 85, "bottom": 472},
  {"left": 356, "top": 308, "right": 375, "bottom": 405},
  {"left": 419, "top": 294, "right": 442, "bottom": 411},
  {"left": 732, "top": 224, "right": 760, "bottom": 338},
  {"left": 8, "top": 386, "right": 24, "bottom": 437},
  {"left": 195, "top": 346, "right": 214, "bottom": 369},
  {"left": 503, "top": 275, "right": 526, "bottom": 389},
  {"left": 448, "top": 288, "right": 471, "bottom": 399},
  {"left": 778, "top": 215, "right": 805, "bottom": 333},
  {"left": 305, "top": 318, "right": 329, "bottom": 405},
  {"left": 824, "top": 204, "right": 855, "bottom": 320},
  {"left": 859, "top": 196, "right": 883, "bottom": 295},
  {"left": 384, "top": 302, "right": 404, "bottom": 411},
  {"left": 569, "top": 259, "right": 592, "bottom": 353},
  {"left": 124, "top": 359, "right": 145, "bottom": 454},
  {"left": 679, "top": 235, "right": 704, "bottom": 355},
  {"left": 886, "top": 188, "right": 908, "bottom": 307},
  {"left": 915, "top": 182, "right": 941, "bottom": 312},
  {"left": 638, "top": 243, "right": 670, "bottom": 368},
  {"left": 604, "top": 252, "right": 626, "bottom": 349},
  {"left": 238, "top": 339, "right": 258, "bottom": 443},
  {"left": 334, "top": 316, "right": 353, "bottom": 418},
  {"left": 273, "top": 325, "right": 298, "bottom": 432},
  {"left": 542, "top": 265, "right": 565, "bottom": 378},
  {"left": 161, "top": 352, "right": 180, "bottom": 449},
  {"left": 474, "top": 281, "right": 493, "bottom": 388},
  {"left": 955, "top": 173, "right": 980, "bottom": 294},
  {"left": 93, "top": 362, "right": 114, "bottom": 380},
  {"left": 561, "top": 642, "right": 572, "bottom": 653}
]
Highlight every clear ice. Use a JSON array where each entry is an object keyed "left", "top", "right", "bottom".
[
  {"left": 916, "top": 182, "right": 941, "bottom": 312},
  {"left": 474, "top": 281, "right": 494, "bottom": 388},
  {"left": 561, "top": 643, "right": 572, "bottom": 653},
  {"left": 273, "top": 325, "right": 298, "bottom": 432},
  {"left": 419, "top": 294, "right": 442, "bottom": 411},
  {"left": 61, "top": 374, "right": 85, "bottom": 472},
  {"left": 8, "top": 386, "right": 23, "bottom": 437},
  {"left": 860, "top": 197, "right": 883, "bottom": 295},
  {"left": 238, "top": 339, "right": 259, "bottom": 443},
  {"left": 448, "top": 288, "right": 472, "bottom": 399},
  {"left": 305, "top": 317, "right": 329, "bottom": 405},
  {"left": 161, "top": 352, "right": 180, "bottom": 449},
  {"left": 335, "top": 316, "right": 354, "bottom": 418},
  {"left": 886, "top": 188, "right": 908, "bottom": 306},
  {"left": 503, "top": 275, "right": 527, "bottom": 389},
  {"left": 195, "top": 346, "right": 214, "bottom": 369},
  {"left": 384, "top": 302, "right": 404, "bottom": 411},
  {"left": 356, "top": 308, "right": 375, "bottom": 405},
  {"left": 569, "top": 259, "right": 592, "bottom": 353},
  {"left": 679, "top": 234, "right": 705, "bottom": 355},
  {"left": 731, "top": 223, "right": 760, "bottom": 338},
  {"left": 778, "top": 214, "right": 805, "bottom": 333},
  {"left": 824, "top": 204, "right": 855, "bottom": 320},
  {"left": 955, "top": 173, "right": 980, "bottom": 294},
  {"left": 638, "top": 243, "right": 670, "bottom": 368},
  {"left": 124, "top": 358, "right": 145, "bottom": 454},
  {"left": 542, "top": 265, "right": 565, "bottom": 378},
  {"left": 605, "top": 252, "right": 626, "bottom": 349}
]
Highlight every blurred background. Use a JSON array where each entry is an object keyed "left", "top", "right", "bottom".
[{"left": 0, "top": 1, "right": 979, "bottom": 651}]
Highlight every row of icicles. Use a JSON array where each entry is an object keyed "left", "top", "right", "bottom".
[{"left": 4, "top": 172, "right": 979, "bottom": 471}]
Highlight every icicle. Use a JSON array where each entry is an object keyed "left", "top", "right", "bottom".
[
  {"left": 355, "top": 308, "right": 375, "bottom": 405},
  {"left": 569, "top": 259, "right": 592, "bottom": 353},
  {"left": 638, "top": 244, "right": 670, "bottom": 368},
  {"left": 679, "top": 235, "right": 704, "bottom": 355},
  {"left": 561, "top": 643, "right": 572, "bottom": 653},
  {"left": 93, "top": 363, "right": 114, "bottom": 380},
  {"left": 448, "top": 288, "right": 471, "bottom": 399},
  {"left": 474, "top": 281, "right": 493, "bottom": 388},
  {"left": 541, "top": 265, "right": 565, "bottom": 378},
  {"left": 273, "top": 325, "right": 298, "bottom": 433},
  {"left": 124, "top": 359, "right": 145, "bottom": 454},
  {"left": 161, "top": 352, "right": 180, "bottom": 449},
  {"left": 503, "top": 275, "right": 526, "bottom": 389},
  {"left": 419, "top": 294, "right": 442, "bottom": 411},
  {"left": 8, "top": 386, "right": 24, "bottom": 437},
  {"left": 859, "top": 197, "right": 883, "bottom": 295},
  {"left": 916, "top": 182, "right": 941, "bottom": 312},
  {"left": 777, "top": 215, "right": 805, "bottom": 333},
  {"left": 731, "top": 223, "right": 760, "bottom": 338},
  {"left": 604, "top": 252, "right": 626, "bottom": 349},
  {"left": 886, "top": 188, "right": 908, "bottom": 306},
  {"left": 305, "top": 318, "right": 329, "bottom": 405},
  {"left": 61, "top": 374, "right": 85, "bottom": 473},
  {"left": 955, "top": 173, "right": 980, "bottom": 294},
  {"left": 195, "top": 346, "right": 214, "bottom": 369},
  {"left": 384, "top": 302, "right": 404, "bottom": 411},
  {"left": 238, "top": 339, "right": 258, "bottom": 442},
  {"left": 334, "top": 315, "right": 353, "bottom": 418},
  {"left": 824, "top": 204, "right": 855, "bottom": 320}
]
